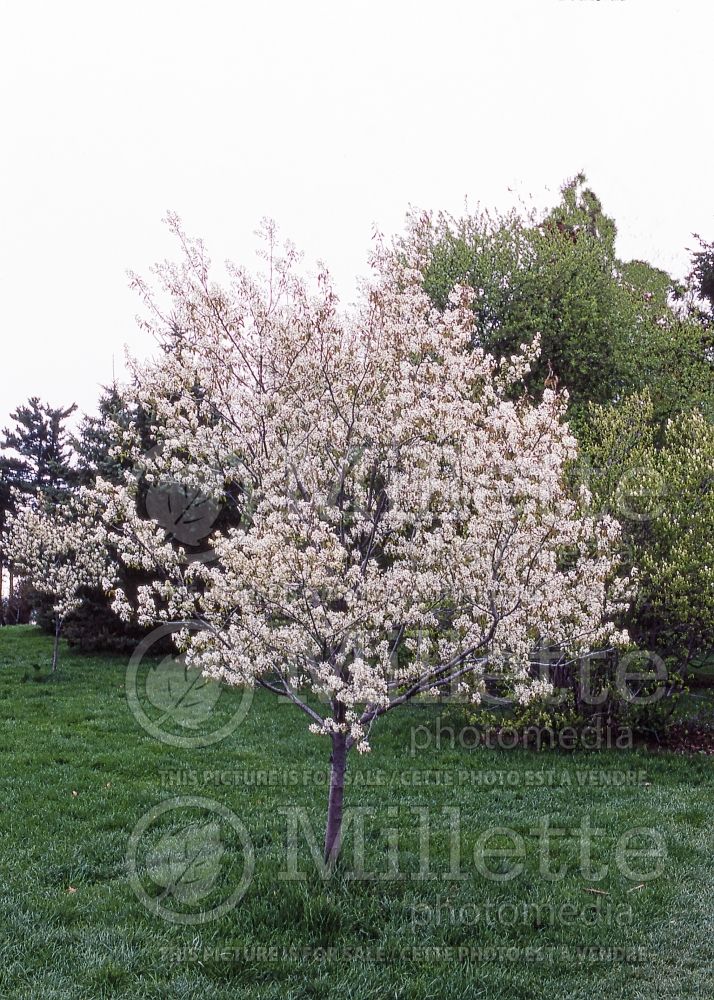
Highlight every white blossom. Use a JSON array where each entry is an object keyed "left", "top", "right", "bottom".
[{"left": 32, "top": 219, "right": 631, "bottom": 746}]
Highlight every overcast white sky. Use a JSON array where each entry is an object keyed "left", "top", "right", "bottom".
[{"left": 0, "top": 0, "right": 711, "bottom": 429}]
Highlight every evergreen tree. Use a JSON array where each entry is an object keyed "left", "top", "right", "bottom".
[
  {"left": 0, "top": 399, "right": 76, "bottom": 624},
  {"left": 72, "top": 383, "right": 148, "bottom": 486},
  {"left": 1, "top": 397, "right": 77, "bottom": 502},
  {"left": 60, "top": 386, "right": 151, "bottom": 650},
  {"left": 688, "top": 233, "right": 714, "bottom": 323},
  {"left": 0, "top": 460, "right": 19, "bottom": 623}
]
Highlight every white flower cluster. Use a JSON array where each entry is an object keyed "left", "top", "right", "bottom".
[
  {"left": 4, "top": 495, "right": 109, "bottom": 623},
  {"left": 21, "top": 219, "right": 632, "bottom": 748}
]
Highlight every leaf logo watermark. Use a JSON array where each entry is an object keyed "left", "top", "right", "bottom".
[
  {"left": 146, "top": 822, "right": 224, "bottom": 904},
  {"left": 145, "top": 655, "right": 222, "bottom": 730},
  {"left": 136, "top": 444, "right": 222, "bottom": 564},
  {"left": 613, "top": 466, "right": 669, "bottom": 523},
  {"left": 145, "top": 481, "right": 221, "bottom": 548},
  {"left": 126, "top": 622, "right": 253, "bottom": 747},
  {"left": 127, "top": 797, "right": 254, "bottom": 924}
]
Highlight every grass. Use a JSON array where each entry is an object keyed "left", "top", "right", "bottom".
[{"left": 0, "top": 625, "right": 712, "bottom": 999}]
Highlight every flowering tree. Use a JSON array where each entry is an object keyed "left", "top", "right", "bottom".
[
  {"left": 5, "top": 501, "right": 107, "bottom": 671},
  {"left": 81, "top": 218, "right": 629, "bottom": 864}
]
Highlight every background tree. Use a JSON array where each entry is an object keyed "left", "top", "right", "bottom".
[
  {"left": 579, "top": 393, "right": 714, "bottom": 674},
  {"left": 0, "top": 458, "right": 23, "bottom": 623},
  {"left": 688, "top": 233, "right": 714, "bottom": 319},
  {"left": 0, "top": 399, "right": 76, "bottom": 625},
  {"left": 403, "top": 175, "right": 713, "bottom": 428},
  {"left": 4, "top": 501, "right": 107, "bottom": 671},
  {"left": 1, "top": 398, "right": 77, "bottom": 502},
  {"left": 60, "top": 386, "right": 160, "bottom": 651}
]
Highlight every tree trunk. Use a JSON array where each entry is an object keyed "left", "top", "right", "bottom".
[
  {"left": 51, "top": 617, "right": 61, "bottom": 674},
  {"left": 323, "top": 732, "right": 348, "bottom": 868}
]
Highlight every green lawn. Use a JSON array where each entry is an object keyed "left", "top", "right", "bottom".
[{"left": 0, "top": 626, "right": 712, "bottom": 999}]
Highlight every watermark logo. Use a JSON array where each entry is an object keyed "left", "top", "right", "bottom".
[
  {"left": 276, "top": 807, "right": 666, "bottom": 884},
  {"left": 138, "top": 444, "right": 222, "bottom": 565},
  {"left": 145, "top": 480, "right": 220, "bottom": 550},
  {"left": 409, "top": 894, "right": 633, "bottom": 930},
  {"left": 127, "top": 796, "right": 254, "bottom": 924},
  {"left": 126, "top": 622, "right": 253, "bottom": 747}
]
